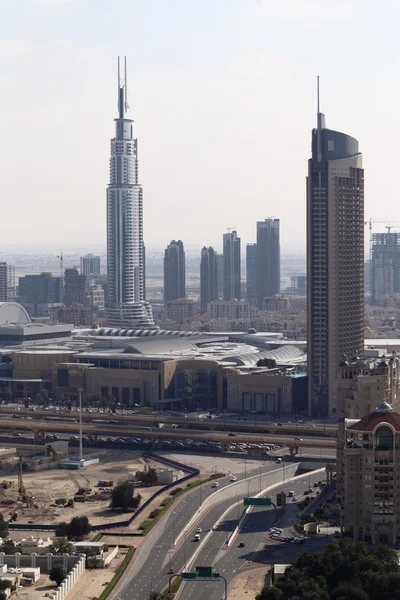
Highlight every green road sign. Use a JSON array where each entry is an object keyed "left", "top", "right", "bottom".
[
  {"left": 182, "top": 572, "right": 196, "bottom": 579},
  {"left": 244, "top": 497, "right": 272, "bottom": 506},
  {"left": 196, "top": 566, "right": 213, "bottom": 577}
]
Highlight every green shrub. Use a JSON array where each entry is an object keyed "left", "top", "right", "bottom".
[{"left": 149, "top": 509, "right": 161, "bottom": 519}]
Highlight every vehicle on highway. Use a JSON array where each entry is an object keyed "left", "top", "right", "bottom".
[
  {"left": 228, "top": 432, "right": 236, "bottom": 437},
  {"left": 230, "top": 476, "right": 238, "bottom": 482},
  {"left": 212, "top": 482, "right": 219, "bottom": 488},
  {"left": 197, "top": 527, "right": 202, "bottom": 533},
  {"left": 168, "top": 568, "right": 174, "bottom": 574},
  {"left": 194, "top": 534, "right": 201, "bottom": 541},
  {"left": 295, "top": 437, "right": 303, "bottom": 441},
  {"left": 238, "top": 542, "right": 245, "bottom": 547},
  {"left": 277, "top": 458, "right": 282, "bottom": 463},
  {"left": 288, "top": 490, "right": 295, "bottom": 497}
]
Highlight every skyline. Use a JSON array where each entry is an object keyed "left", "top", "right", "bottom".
[{"left": 1, "top": 1, "right": 399, "bottom": 250}]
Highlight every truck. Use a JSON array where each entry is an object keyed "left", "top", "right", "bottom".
[{"left": 98, "top": 480, "right": 114, "bottom": 488}]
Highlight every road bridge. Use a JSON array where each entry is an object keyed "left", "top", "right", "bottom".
[
  {"left": 0, "top": 407, "right": 337, "bottom": 437},
  {"left": 0, "top": 418, "right": 336, "bottom": 455}
]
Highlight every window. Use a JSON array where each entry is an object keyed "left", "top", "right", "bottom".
[{"left": 375, "top": 426, "right": 394, "bottom": 450}]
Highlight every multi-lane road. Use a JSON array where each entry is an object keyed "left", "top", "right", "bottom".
[{"left": 112, "top": 462, "right": 327, "bottom": 600}]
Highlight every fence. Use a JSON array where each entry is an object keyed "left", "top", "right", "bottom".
[{"left": 9, "top": 453, "right": 199, "bottom": 532}]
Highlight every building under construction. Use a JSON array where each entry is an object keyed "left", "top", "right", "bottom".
[{"left": 371, "top": 232, "right": 400, "bottom": 303}]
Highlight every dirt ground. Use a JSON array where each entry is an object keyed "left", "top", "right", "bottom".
[
  {"left": 228, "top": 568, "right": 270, "bottom": 600},
  {"left": 66, "top": 549, "right": 127, "bottom": 600},
  {"left": 0, "top": 450, "right": 168, "bottom": 526}
]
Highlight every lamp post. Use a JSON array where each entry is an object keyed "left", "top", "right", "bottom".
[{"left": 77, "top": 386, "right": 83, "bottom": 463}]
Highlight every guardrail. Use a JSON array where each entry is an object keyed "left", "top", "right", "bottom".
[{"left": 9, "top": 452, "right": 199, "bottom": 532}]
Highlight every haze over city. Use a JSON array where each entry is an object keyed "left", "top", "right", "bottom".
[{"left": 1, "top": 0, "right": 399, "bottom": 251}]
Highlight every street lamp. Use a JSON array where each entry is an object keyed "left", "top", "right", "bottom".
[{"left": 77, "top": 386, "right": 83, "bottom": 463}]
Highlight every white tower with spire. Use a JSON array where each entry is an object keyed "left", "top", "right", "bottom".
[{"left": 105, "top": 56, "right": 156, "bottom": 329}]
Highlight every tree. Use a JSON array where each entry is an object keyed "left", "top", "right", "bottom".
[
  {"left": 0, "top": 592, "right": 6, "bottom": 600},
  {"left": 49, "top": 565, "right": 67, "bottom": 586},
  {"left": 67, "top": 516, "right": 91, "bottom": 540},
  {"left": 256, "top": 586, "right": 284, "bottom": 600},
  {"left": 0, "top": 539, "right": 15, "bottom": 554},
  {"left": 50, "top": 537, "right": 73, "bottom": 555},
  {"left": 0, "top": 514, "right": 9, "bottom": 539},
  {"left": 55, "top": 522, "right": 69, "bottom": 537},
  {"left": 136, "top": 467, "right": 158, "bottom": 486}
]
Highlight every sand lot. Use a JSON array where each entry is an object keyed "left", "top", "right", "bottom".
[
  {"left": 0, "top": 450, "right": 166, "bottom": 526},
  {"left": 228, "top": 568, "right": 270, "bottom": 600}
]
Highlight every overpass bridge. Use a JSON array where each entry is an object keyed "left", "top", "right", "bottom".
[
  {"left": 0, "top": 418, "right": 337, "bottom": 455},
  {"left": 0, "top": 407, "right": 338, "bottom": 438}
]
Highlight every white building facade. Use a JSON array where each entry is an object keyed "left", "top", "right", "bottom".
[{"left": 105, "top": 57, "right": 155, "bottom": 329}]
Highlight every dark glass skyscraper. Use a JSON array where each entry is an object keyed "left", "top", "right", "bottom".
[
  {"left": 200, "top": 247, "right": 218, "bottom": 313},
  {"left": 307, "top": 88, "right": 364, "bottom": 417},
  {"left": 246, "top": 244, "right": 257, "bottom": 306},
  {"left": 256, "top": 218, "right": 280, "bottom": 307},
  {"left": 371, "top": 232, "right": 400, "bottom": 303},
  {"left": 223, "top": 230, "right": 241, "bottom": 301},
  {"left": 164, "top": 240, "right": 186, "bottom": 305}
]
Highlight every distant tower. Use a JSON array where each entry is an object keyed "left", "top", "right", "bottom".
[
  {"left": 246, "top": 243, "right": 257, "bottom": 306},
  {"left": 164, "top": 240, "right": 186, "bottom": 305},
  {"left": 307, "top": 78, "right": 364, "bottom": 417},
  {"left": 371, "top": 232, "right": 400, "bottom": 303},
  {"left": 0, "top": 263, "right": 7, "bottom": 303},
  {"left": 256, "top": 219, "right": 280, "bottom": 307},
  {"left": 80, "top": 254, "right": 100, "bottom": 277},
  {"left": 223, "top": 230, "right": 241, "bottom": 301},
  {"left": 200, "top": 247, "right": 218, "bottom": 313},
  {"left": 105, "top": 56, "right": 155, "bottom": 328}
]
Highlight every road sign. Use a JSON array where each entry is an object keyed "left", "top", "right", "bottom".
[
  {"left": 196, "top": 566, "right": 213, "bottom": 577},
  {"left": 244, "top": 497, "right": 272, "bottom": 506},
  {"left": 182, "top": 572, "right": 196, "bottom": 579}
]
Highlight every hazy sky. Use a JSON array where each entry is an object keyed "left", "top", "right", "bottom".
[{"left": 1, "top": 0, "right": 399, "bottom": 252}]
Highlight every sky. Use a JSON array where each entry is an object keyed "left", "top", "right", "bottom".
[{"left": 0, "top": 0, "right": 399, "bottom": 253}]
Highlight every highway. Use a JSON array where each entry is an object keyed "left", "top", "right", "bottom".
[
  {"left": 180, "top": 473, "right": 327, "bottom": 600},
  {"left": 112, "top": 462, "right": 288, "bottom": 600},
  {"left": 0, "top": 417, "right": 336, "bottom": 450},
  {"left": 0, "top": 406, "right": 337, "bottom": 436},
  {"left": 112, "top": 462, "right": 325, "bottom": 600}
]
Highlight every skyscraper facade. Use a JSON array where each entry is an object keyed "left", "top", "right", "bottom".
[
  {"left": 371, "top": 232, "right": 400, "bottom": 303},
  {"left": 164, "top": 240, "right": 186, "bottom": 305},
  {"left": 256, "top": 218, "right": 280, "bottom": 307},
  {"left": 19, "top": 272, "right": 62, "bottom": 316},
  {"left": 0, "top": 263, "right": 7, "bottom": 303},
  {"left": 246, "top": 243, "right": 257, "bottom": 306},
  {"left": 64, "top": 268, "right": 88, "bottom": 306},
  {"left": 307, "top": 92, "right": 364, "bottom": 417},
  {"left": 200, "top": 247, "right": 218, "bottom": 313},
  {"left": 80, "top": 254, "right": 101, "bottom": 277},
  {"left": 216, "top": 254, "right": 224, "bottom": 300},
  {"left": 223, "top": 230, "right": 241, "bottom": 301},
  {"left": 105, "top": 57, "right": 155, "bottom": 328}
]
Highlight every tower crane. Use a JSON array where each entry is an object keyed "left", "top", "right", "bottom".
[
  {"left": 364, "top": 220, "right": 400, "bottom": 261},
  {"left": 56, "top": 253, "right": 71, "bottom": 279}
]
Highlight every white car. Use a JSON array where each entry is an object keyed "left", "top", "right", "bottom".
[
  {"left": 212, "top": 482, "right": 219, "bottom": 488},
  {"left": 230, "top": 476, "right": 238, "bottom": 482},
  {"left": 197, "top": 527, "right": 202, "bottom": 533}
]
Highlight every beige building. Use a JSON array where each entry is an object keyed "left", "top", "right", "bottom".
[
  {"left": 337, "top": 354, "right": 400, "bottom": 503},
  {"left": 263, "top": 295, "right": 291, "bottom": 312},
  {"left": 58, "top": 304, "right": 93, "bottom": 327},
  {"left": 164, "top": 299, "right": 199, "bottom": 324},
  {"left": 208, "top": 300, "right": 255, "bottom": 321},
  {"left": 341, "top": 402, "right": 400, "bottom": 544}
]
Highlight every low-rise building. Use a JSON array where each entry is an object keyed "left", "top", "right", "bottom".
[
  {"left": 263, "top": 295, "right": 291, "bottom": 312},
  {"left": 164, "top": 299, "right": 199, "bottom": 324},
  {"left": 58, "top": 304, "right": 93, "bottom": 327}
]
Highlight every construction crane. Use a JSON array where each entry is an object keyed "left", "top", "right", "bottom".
[
  {"left": 56, "top": 252, "right": 71, "bottom": 279},
  {"left": 364, "top": 220, "right": 400, "bottom": 261},
  {"left": 18, "top": 456, "right": 25, "bottom": 499}
]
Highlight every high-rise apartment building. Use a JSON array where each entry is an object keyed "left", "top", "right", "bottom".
[
  {"left": 164, "top": 240, "right": 185, "bottom": 305},
  {"left": 223, "top": 230, "right": 241, "bottom": 301},
  {"left": 19, "top": 273, "right": 62, "bottom": 316},
  {"left": 80, "top": 254, "right": 101, "bottom": 277},
  {"left": 200, "top": 247, "right": 218, "bottom": 313},
  {"left": 246, "top": 244, "right": 257, "bottom": 306},
  {"left": 105, "top": 57, "right": 155, "bottom": 328},
  {"left": 307, "top": 89, "right": 364, "bottom": 417},
  {"left": 6, "top": 265, "right": 16, "bottom": 302},
  {"left": 217, "top": 255, "right": 224, "bottom": 300},
  {"left": 0, "top": 263, "right": 7, "bottom": 303},
  {"left": 256, "top": 219, "right": 280, "bottom": 307},
  {"left": 371, "top": 233, "right": 400, "bottom": 303},
  {"left": 64, "top": 268, "right": 88, "bottom": 306}
]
